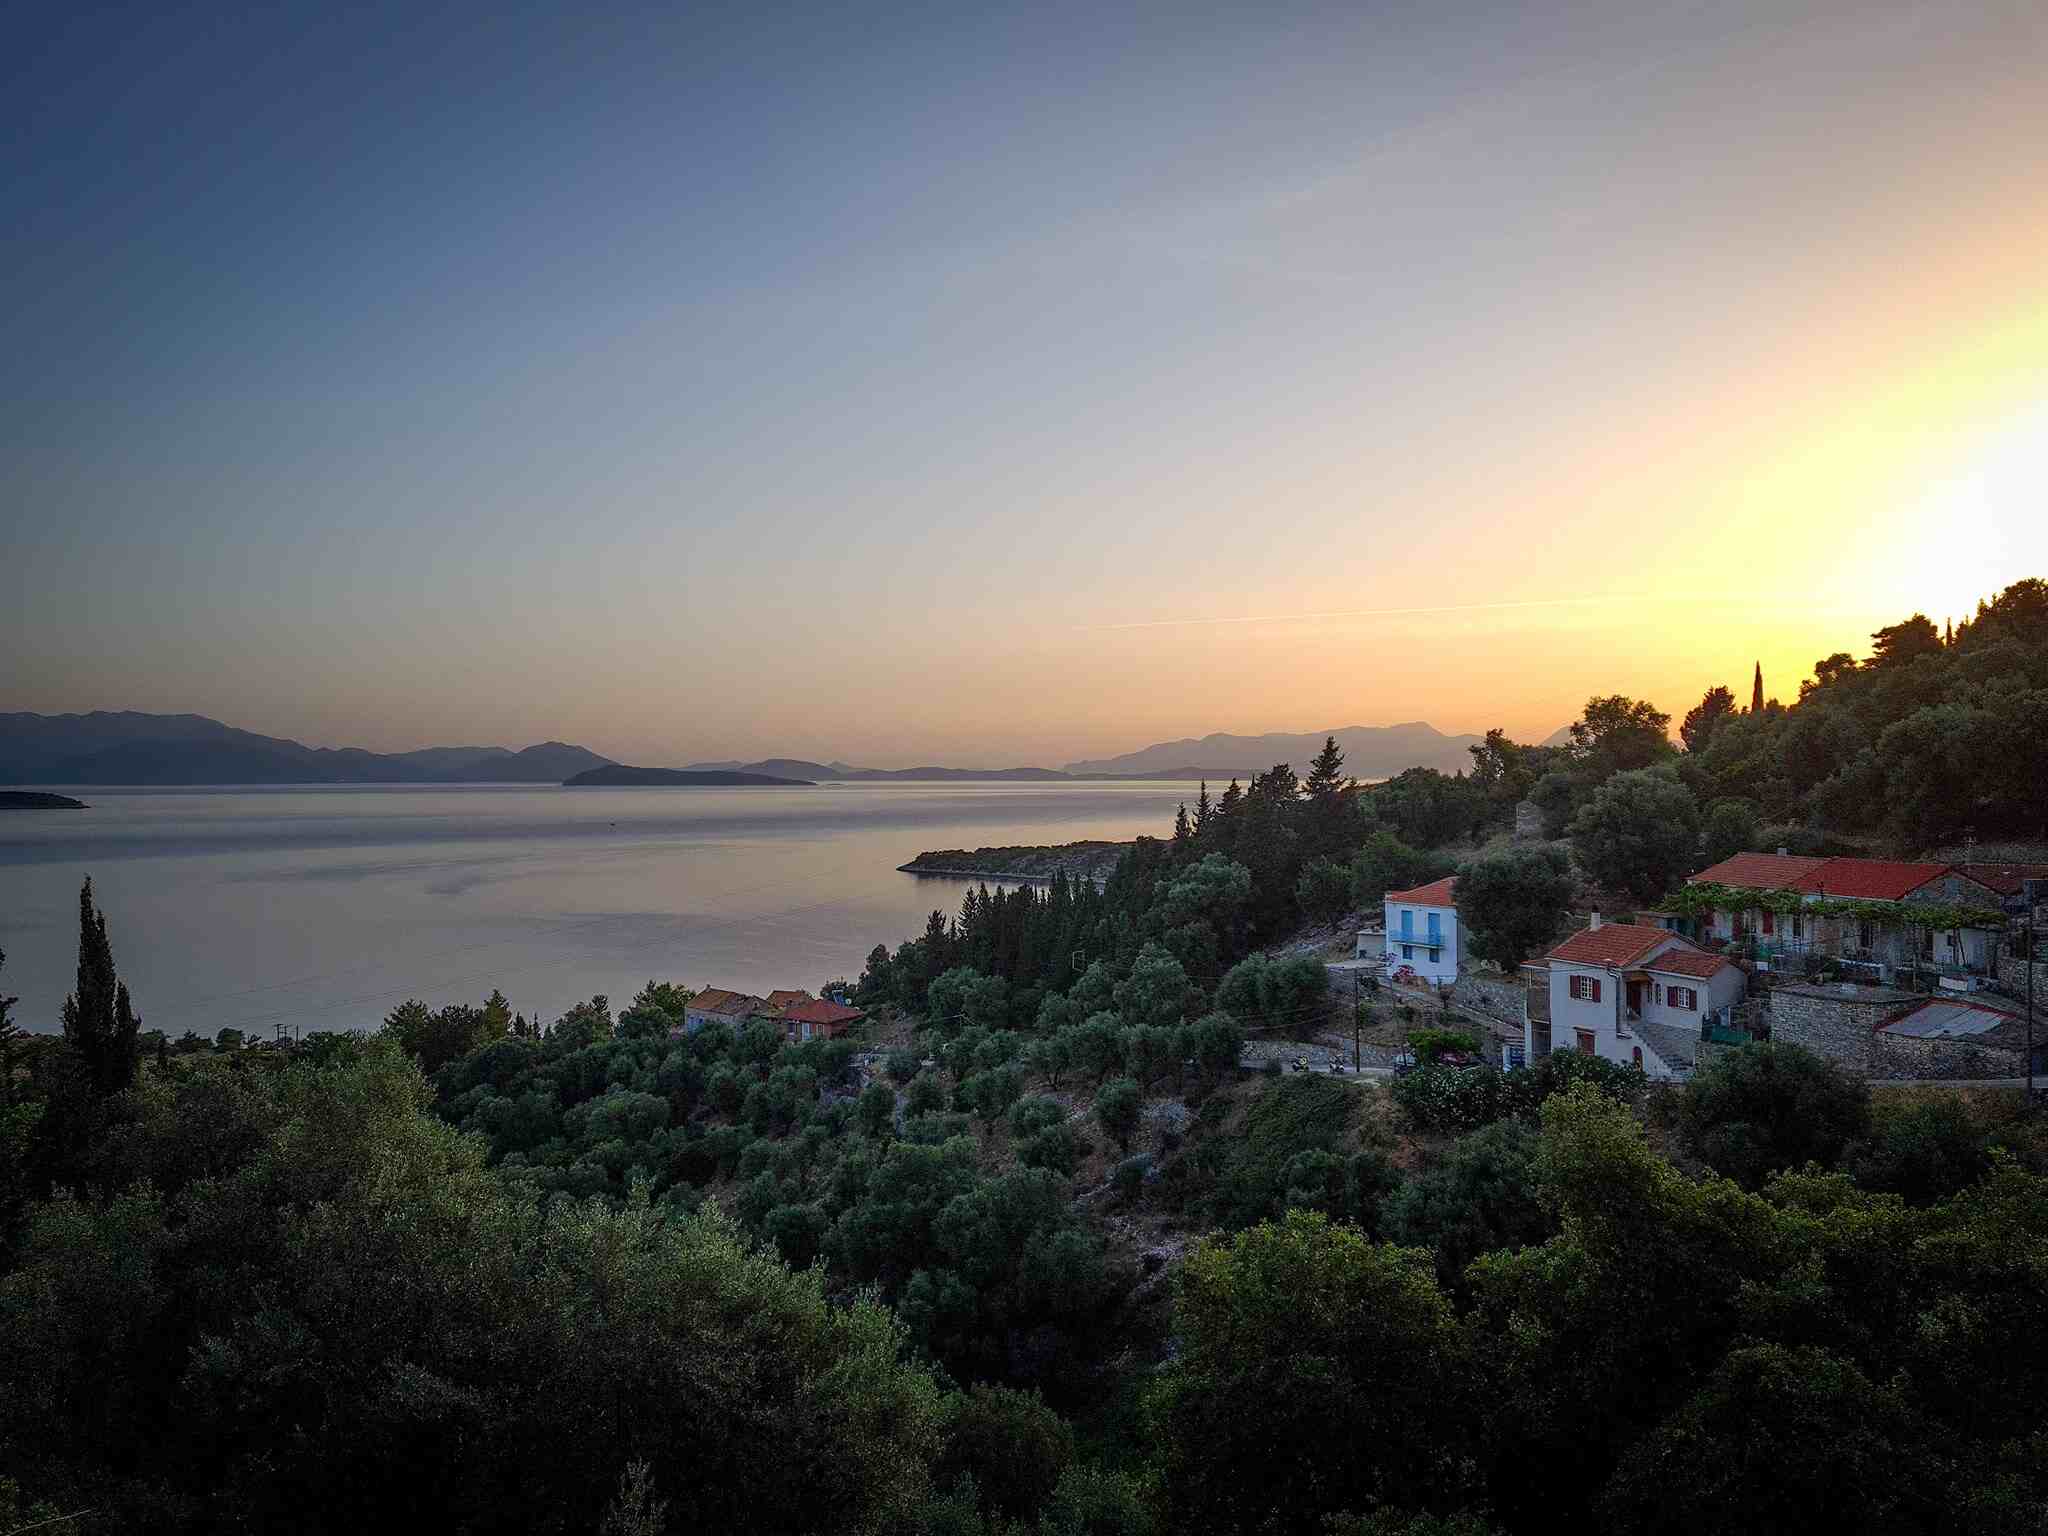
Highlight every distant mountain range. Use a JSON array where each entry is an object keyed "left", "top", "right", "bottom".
[
  {"left": 1061, "top": 722, "right": 1488, "bottom": 780},
  {"left": 1, "top": 711, "right": 1512, "bottom": 788},
  {"left": 0, "top": 712, "right": 612, "bottom": 785},
  {"left": 566, "top": 765, "right": 812, "bottom": 788},
  {"left": 681, "top": 758, "right": 1077, "bottom": 783}
]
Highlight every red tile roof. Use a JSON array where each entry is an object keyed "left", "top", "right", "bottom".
[
  {"left": 690, "top": 988, "right": 767, "bottom": 1016},
  {"left": 1539, "top": 922, "right": 1676, "bottom": 969},
  {"left": 1384, "top": 876, "right": 1458, "bottom": 907},
  {"left": 765, "top": 989, "right": 814, "bottom": 1009},
  {"left": 1790, "top": 858, "right": 1950, "bottom": 902},
  {"left": 782, "top": 999, "right": 864, "bottom": 1026},
  {"left": 1689, "top": 852, "right": 1827, "bottom": 891},
  {"left": 1646, "top": 949, "right": 1732, "bottom": 979}
]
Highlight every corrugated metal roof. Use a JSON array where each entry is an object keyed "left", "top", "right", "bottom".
[{"left": 1881, "top": 1000, "right": 2023, "bottom": 1039}]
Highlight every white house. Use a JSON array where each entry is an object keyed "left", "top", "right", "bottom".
[
  {"left": 1382, "top": 876, "right": 1463, "bottom": 986},
  {"left": 1523, "top": 916, "right": 1744, "bottom": 1080}
]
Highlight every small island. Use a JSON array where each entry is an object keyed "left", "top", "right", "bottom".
[
  {"left": 0, "top": 790, "right": 88, "bottom": 809},
  {"left": 898, "top": 839, "right": 1128, "bottom": 883},
  {"left": 563, "top": 765, "right": 814, "bottom": 787}
]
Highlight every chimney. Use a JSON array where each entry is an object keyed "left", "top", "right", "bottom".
[
  {"left": 1777, "top": 846, "right": 1789, "bottom": 857},
  {"left": 1589, "top": 910, "right": 1602, "bottom": 930}
]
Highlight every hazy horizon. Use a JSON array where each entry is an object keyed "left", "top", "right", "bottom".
[{"left": 7, "top": 1, "right": 2045, "bottom": 764}]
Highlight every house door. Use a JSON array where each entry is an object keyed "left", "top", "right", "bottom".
[
  {"left": 1626, "top": 980, "right": 1646, "bottom": 1017},
  {"left": 1575, "top": 1030, "right": 1596, "bottom": 1054}
]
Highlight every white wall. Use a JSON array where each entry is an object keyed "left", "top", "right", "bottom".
[
  {"left": 1383, "top": 900, "right": 1461, "bottom": 985},
  {"left": 1644, "top": 964, "right": 1743, "bottom": 1027}
]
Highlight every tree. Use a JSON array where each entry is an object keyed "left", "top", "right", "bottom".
[
  {"left": 1214, "top": 953, "right": 1328, "bottom": 1028},
  {"left": 1568, "top": 695, "right": 1675, "bottom": 779},
  {"left": 1113, "top": 945, "right": 1198, "bottom": 1030},
  {"left": 1699, "top": 796, "right": 1760, "bottom": 866},
  {"left": 934, "top": 1384, "right": 1074, "bottom": 1523},
  {"left": 1364, "top": 769, "right": 1488, "bottom": 849},
  {"left": 1378, "top": 1120, "right": 1555, "bottom": 1288},
  {"left": 1295, "top": 857, "right": 1354, "bottom": 926},
  {"left": 1302, "top": 736, "right": 1360, "bottom": 857},
  {"left": 1526, "top": 769, "right": 1583, "bottom": 840},
  {"left": 857, "top": 1081, "right": 896, "bottom": 1140},
  {"left": 1452, "top": 847, "right": 1572, "bottom": 968},
  {"left": 1598, "top": 1344, "right": 1931, "bottom": 1534},
  {"left": 1349, "top": 833, "right": 1456, "bottom": 908},
  {"left": 1676, "top": 1041, "right": 1870, "bottom": 1189},
  {"left": 1567, "top": 768, "right": 1700, "bottom": 905},
  {"left": 59, "top": 878, "right": 140, "bottom": 1100},
  {"left": 1680, "top": 685, "right": 1738, "bottom": 753},
  {"left": 1868, "top": 613, "right": 1943, "bottom": 668},
  {"left": 1146, "top": 1211, "right": 1471, "bottom": 1535},
  {"left": 1094, "top": 1078, "right": 1142, "bottom": 1154}
]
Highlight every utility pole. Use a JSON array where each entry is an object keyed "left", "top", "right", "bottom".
[{"left": 1354, "top": 968, "right": 1362, "bottom": 1071}]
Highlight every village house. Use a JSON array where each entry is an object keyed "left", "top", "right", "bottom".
[
  {"left": 1522, "top": 915, "right": 1745, "bottom": 1080},
  {"left": 779, "top": 997, "right": 865, "bottom": 1043},
  {"left": 680, "top": 987, "right": 771, "bottom": 1035},
  {"left": 1380, "top": 876, "right": 1463, "bottom": 986},
  {"left": 1681, "top": 852, "right": 2009, "bottom": 985}
]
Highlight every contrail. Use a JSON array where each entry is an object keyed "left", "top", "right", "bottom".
[{"left": 1080, "top": 595, "right": 1666, "bottom": 632}]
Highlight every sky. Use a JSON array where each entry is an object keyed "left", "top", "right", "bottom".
[{"left": 5, "top": 0, "right": 2046, "bottom": 767}]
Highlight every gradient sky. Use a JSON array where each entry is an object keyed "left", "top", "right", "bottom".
[{"left": 5, "top": 0, "right": 2046, "bottom": 766}]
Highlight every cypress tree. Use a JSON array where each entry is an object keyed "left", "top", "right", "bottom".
[
  {"left": 1751, "top": 661, "right": 1764, "bottom": 715},
  {"left": 59, "top": 878, "right": 139, "bottom": 1099}
]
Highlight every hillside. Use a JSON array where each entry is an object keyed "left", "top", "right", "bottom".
[{"left": 0, "top": 711, "right": 612, "bottom": 785}]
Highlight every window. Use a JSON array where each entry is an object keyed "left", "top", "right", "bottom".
[
  {"left": 1761, "top": 910, "right": 1774, "bottom": 936},
  {"left": 1575, "top": 1030, "right": 1597, "bottom": 1053},
  {"left": 1792, "top": 912, "right": 1805, "bottom": 940},
  {"left": 1401, "top": 944, "right": 1413, "bottom": 960},
  {"left": 1568, "top": 975, "right": 1603, "bottom": 1002},
  {"left": 1632, "top": 1046, "right": 1643, "bottom": 1067},
  {"left": 1653, "top": 983, "right": 1664, "bottom": 1005}
]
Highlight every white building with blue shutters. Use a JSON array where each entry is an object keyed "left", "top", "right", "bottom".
[{"left": 1381, "top": 876, "right": 1463, "bottom": 985}]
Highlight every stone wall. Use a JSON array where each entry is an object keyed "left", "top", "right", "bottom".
[
  {"left": 1994, "top": 945, "right": 2048, "bottom": 1005},
  {"left": 1766, "top": 984, "right": 1919, "bottom": 1073},
  {"left": 1870, "top": 1034, "right": 2026, "bottom": 1082},
  {"left": 1450, "top": 973, "right": 1529, "bottom": 1030}
]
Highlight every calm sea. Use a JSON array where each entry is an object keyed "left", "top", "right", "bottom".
[{"left": 0, "top": 782, "right": 1191, "bottom": 1039}]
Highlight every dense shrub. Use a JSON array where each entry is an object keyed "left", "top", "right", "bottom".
[
  {"left": 1849, "top": 1095, "right": 1991, "bottom": 1205},
  {"left": 1677, "top": 1041, "right": 1871, "bottom": 1189},
  {"left": 1379, "top": 1120, "right": 1555, "bottom": 1285}
]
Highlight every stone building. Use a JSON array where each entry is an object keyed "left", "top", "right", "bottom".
[{"left": 1765, "top": 981, "right": 1920, "bottom": 1073}]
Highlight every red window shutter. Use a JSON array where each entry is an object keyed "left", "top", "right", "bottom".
[
  {"left": 1591, "top": 978, "right": 1602, "bottom": 1002},
  {"left": 1762, "top": 911, "right": 1774, "bottom": 935}
]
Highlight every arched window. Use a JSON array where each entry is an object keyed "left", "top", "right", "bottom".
[{"left": 1632, "top": 1046, "right": 1643, "bottom": 1068}]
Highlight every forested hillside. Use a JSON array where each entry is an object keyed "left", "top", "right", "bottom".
[{"left": 4, "top": 580, "right": 2046, "bottom": 1535}]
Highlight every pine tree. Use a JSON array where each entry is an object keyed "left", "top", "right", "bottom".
[
  {"left": 1304, "top": 736, "right": 1348, "bottom": 804},
  {"left": 59, "top": 878, "right": 139, "bottom": 1099},
  {"left": 1192, "top": 781, "right": 1213, "bottom": 838},
  {"left": 1172, "top": 802, "right": 1192, "bottom": 846}
]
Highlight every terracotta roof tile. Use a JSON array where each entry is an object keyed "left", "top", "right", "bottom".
[
  {"left": 782, "top": 999, "right": 864, "bottom": 1026},
  {"left": 1689, "top": 852, "right": 1828, "bottom": 891},
  {"left": 1790, "top": 857, "right": 1951, "bottom": 901},
  {"left": 1646, "top": 949, "right": 1731, "bottom": 979},
  {"left": 1384, "top": 876, "right": 1458, "bottom": 907},
  {"left": 1539, "top": 923, "right": 1676, "bottom": 969}
]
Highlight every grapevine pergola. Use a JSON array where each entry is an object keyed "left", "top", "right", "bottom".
[{"left": 1651, "top": 881, "right": 2006, "bottom": 935}]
